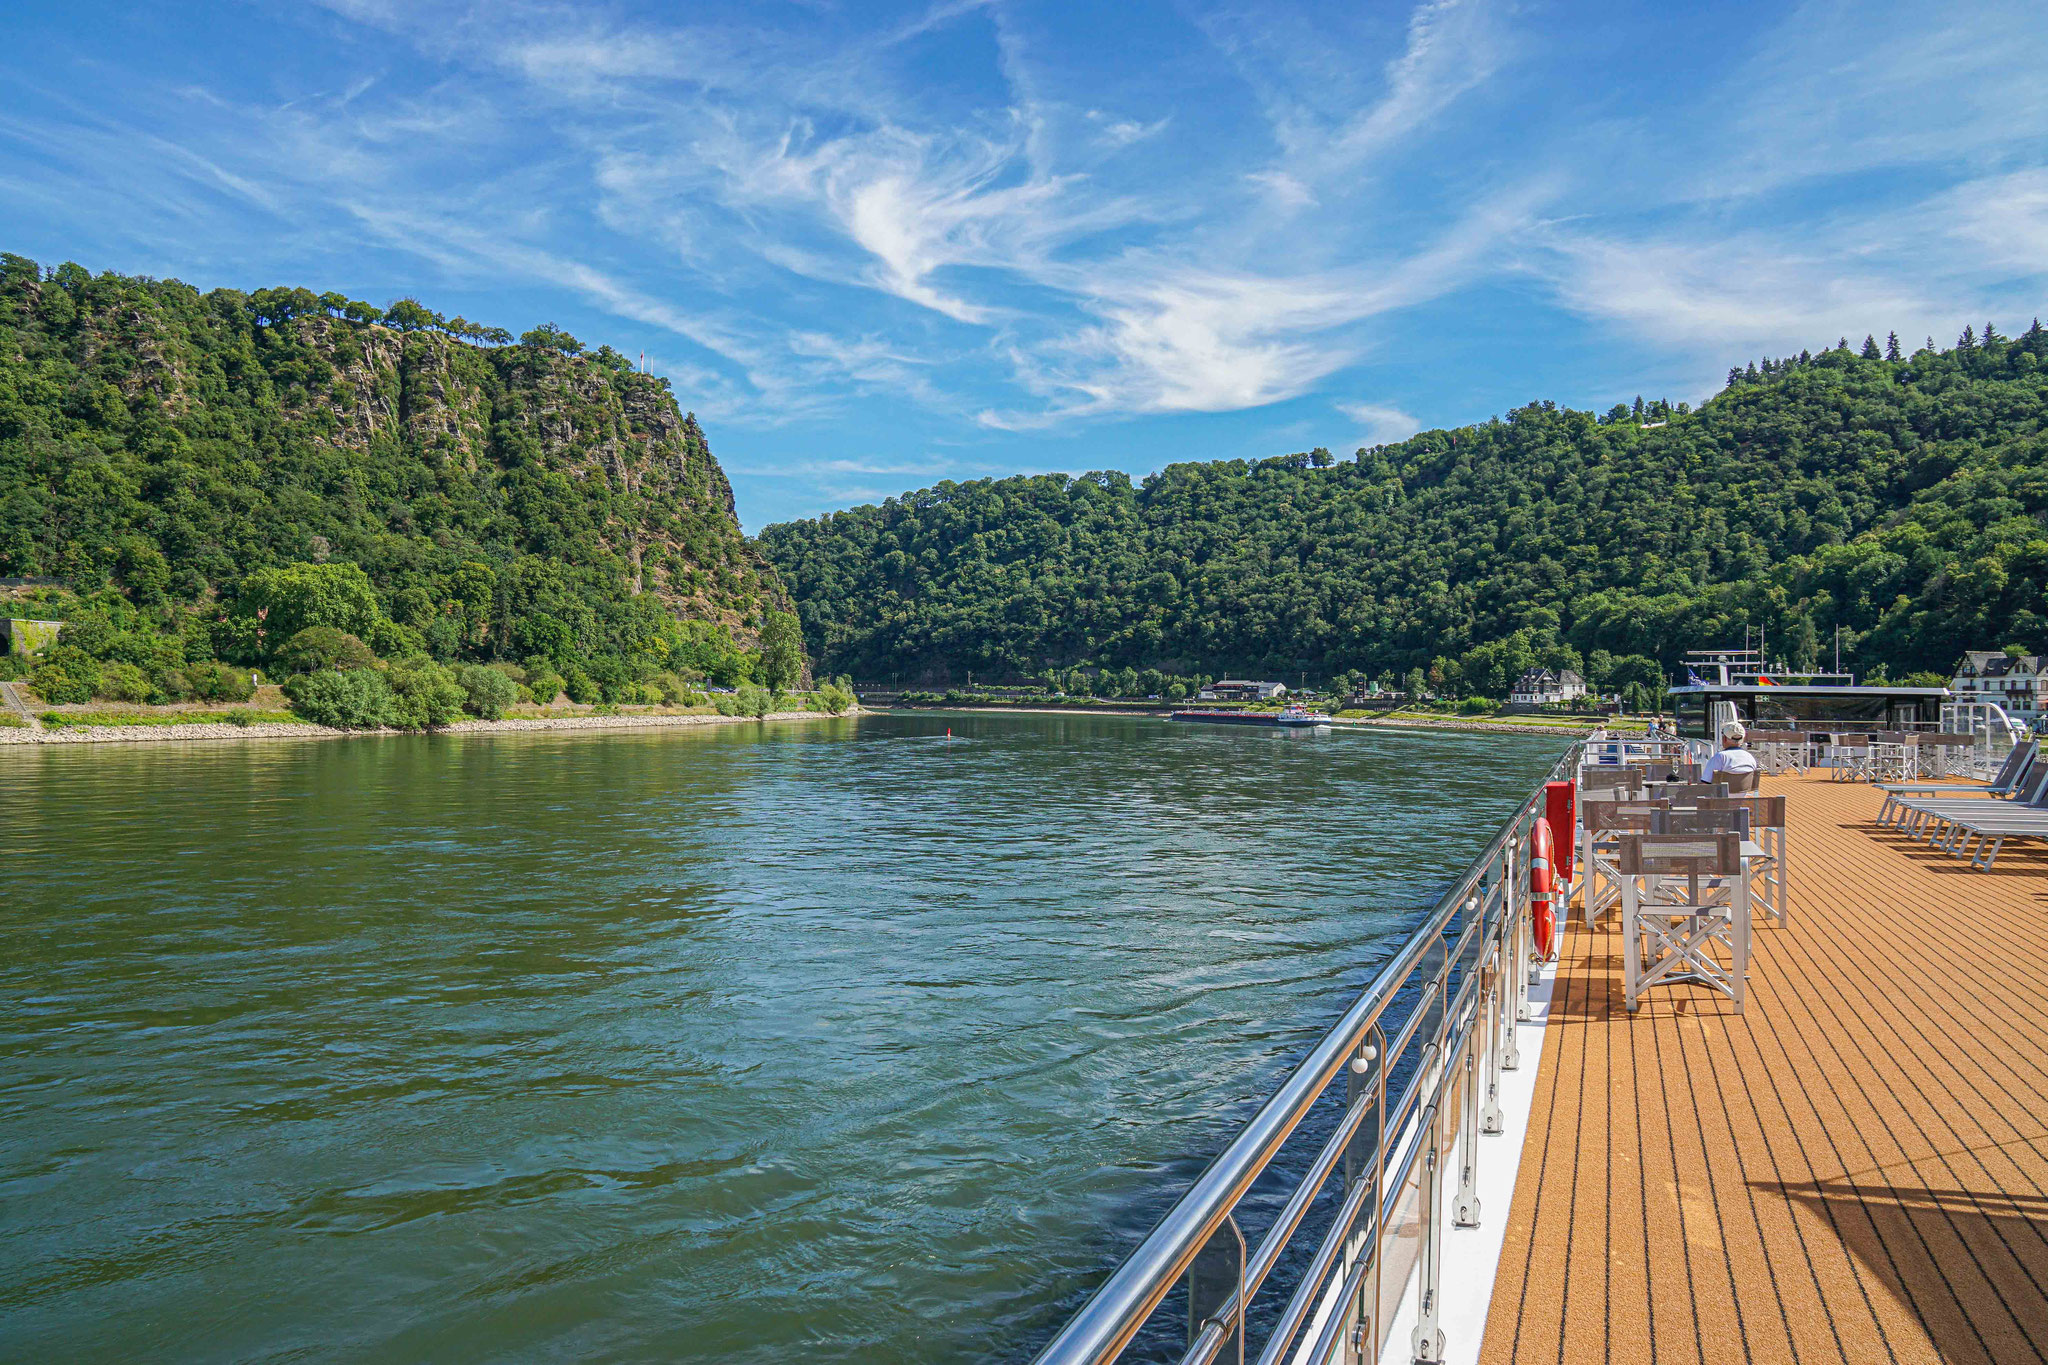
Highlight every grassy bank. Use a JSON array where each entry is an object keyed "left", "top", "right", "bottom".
[{"left": 38, "top": 708, "right": 307, "bottom": 729}]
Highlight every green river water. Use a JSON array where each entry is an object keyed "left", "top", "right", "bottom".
[{"left": 0, "top": 711, "right": 1566, "bottom": 1363}]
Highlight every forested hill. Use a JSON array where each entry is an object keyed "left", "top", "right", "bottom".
[
  {"left": 762, "top": 326, "right": 2048, "bottom": 693},
  {"left": 0, "top": 253, "right": 790, "bottom": 680}
]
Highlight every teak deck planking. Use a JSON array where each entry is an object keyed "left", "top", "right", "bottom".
[{"left": 1479, "top": 772, "right": 2048, "bottom": 1365}]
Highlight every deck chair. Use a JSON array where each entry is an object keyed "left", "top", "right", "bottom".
[
  {"left": 1935, "top": 796, "right": 2048, "bottom": 869},
  {"left": 1653, "top": 807, "right": 1751, "bottom": 838},
  {"left": 1831, "top": 735, "right": 1875, "bottom": 782},
  {"left": 1647, "top": 808, "right": 1755, "bottom": 926},
  {"left": 1885, "top": 759, "right": 2048, "bottom": 841},
  {"left": 1578, "top": 798, "right": 1669, "bottom": 929},
  {"left": 1653, "top": 782, "right": 1732, "bottom": 804},
  {"left": 1877, "top": 739, "right": 2036, "bottom": 823},
  {"left": 1619, "top": 832, "right": 1751, "bottom": 1014},
  {"left": 1581, "top": 766, "right": 1641, "bottom": 796},
  {"left": 1915, "top": 733, "right": 1974, "bottom": 778},
  {"left": 1700, "top": 795, "right": 1789, "bottom": 926}
]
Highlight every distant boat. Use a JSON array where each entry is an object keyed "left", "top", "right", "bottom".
[{"left": 1171, "top": 704, "right": 1332, "bottom": 729}]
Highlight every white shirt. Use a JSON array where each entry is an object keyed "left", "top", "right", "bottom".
[{"left": 1701, "top": 747, "right": 1759, "bottom": 782}]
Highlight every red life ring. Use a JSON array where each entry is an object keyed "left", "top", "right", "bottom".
[{"left": 1530, "top": 817, "right": 1557, "bottom": 959}]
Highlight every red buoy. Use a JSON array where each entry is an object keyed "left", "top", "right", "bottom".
[{"left": 1530, "top": 817, "right": 1558, "bottom": 960}]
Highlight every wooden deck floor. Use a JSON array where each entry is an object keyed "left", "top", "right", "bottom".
[{"left": 1478, "top": 773, "right": 2048, "bottom": 1365}]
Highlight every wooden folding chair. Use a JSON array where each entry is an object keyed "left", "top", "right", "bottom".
[
  {"left": 1655, "top": 782, "right": 1732, "bottom": 804},
  {"left": 1578, "top": 798, "right": 1668, "bottom": 929},
  {"left": 1619, "top": 832, "right": 1750, "bottom": 1014},
  {"left": 1700, "top": 795, "right": 1788, "bottom": 927},
  {"left": 1580, "top": 766, "right": 1640, "bottom": 797}
]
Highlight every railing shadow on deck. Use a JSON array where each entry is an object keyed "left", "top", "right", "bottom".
[{"left": 1761, "top": 1170, "right": 2048, "bottom": 1365}]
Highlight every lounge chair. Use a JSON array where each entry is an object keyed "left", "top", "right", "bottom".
[
  {"left": 1875, "top": 765, "right": 2048, "bottom": 847},
  {"left": 1928, "top": 794, "right": 2048, "bottom": 869},
  {"left": 1876, "top": 740, "right": 2036, "bottom": 823}
]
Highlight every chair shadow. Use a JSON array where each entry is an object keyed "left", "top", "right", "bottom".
[
  {"left": 1859, "top": 823, "right": 2048, "bottom": 880},
  {"left": 1544, "top": 922, "right": 1749, "bottom": 1025},
  {"left": 1760, "top": 1170, "right": 2048, "bottom": 1365}
]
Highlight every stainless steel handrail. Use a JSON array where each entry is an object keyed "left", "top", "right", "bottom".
[{"left": 1031, "top": 739, "right": 1586, "bottom": 1365}]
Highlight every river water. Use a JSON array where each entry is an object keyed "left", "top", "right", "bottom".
[{"left": 0, "top": 711, "right": 1565, "bottom": 1363}]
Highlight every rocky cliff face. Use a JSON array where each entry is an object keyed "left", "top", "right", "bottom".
[{"left": 0, "top": 255, "right": 785, "bottom": 645}]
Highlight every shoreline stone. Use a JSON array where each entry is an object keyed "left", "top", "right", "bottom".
[{"left": 0, "top": 709, "right": 841, "bottom": 747}]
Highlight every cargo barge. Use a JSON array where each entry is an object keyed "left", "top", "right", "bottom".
[{"left": 1170, "top": 704, "right": 1332, "bottom": 728}]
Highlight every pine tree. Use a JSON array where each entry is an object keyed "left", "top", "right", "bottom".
[
  {"left": 1925, "top": 336, "right": 1937, "bottom": 355},
  {"left": 2026, "top": 318, "right": 2046, "bottom": 352},
  {"left": 1837, "top": 337, "right": 1850, "bottom": 352},
  {"left": 1959, "top": 325, "right": 1976, "bottom": 349},
  {"left": 1860, "top": 334, "right": 1880, "bottom": 358},
  {"left": 1799, "top": 349, "right": 1812, "bottom": 365},
  {"left": 1632, "top": 395, "right": 1645, "bottom": 417},
  {"left": 1983, "top": 321, "right": 1999, "bottom": 345},
  {"left": 1745, "top": 361, "right": 1760, "bottom": 382},
  {"left": 1885, "top": 331, "right": 1901, "bottom": 362},
  {"left": 1727, "top": 367, "right": 1743, "bottom": 389}
]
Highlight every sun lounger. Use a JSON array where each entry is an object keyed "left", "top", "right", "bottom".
[
  {"left": 1933, "top": 807, "right": 2048, "bottom": 870},
  {"left": 1887, "top": 765, "right": 2048, "bottom": 847},
  {"left": 1876, "top": 741, "right": 2035, "bottom": 822}
]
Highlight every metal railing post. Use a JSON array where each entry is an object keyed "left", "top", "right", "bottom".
[
  {"left": 1186, "top": 1220, "right": 1244, "bottom": 1364},
  {"left": 1454, "top": 1035, "right": 1482, "bottom": 1227},
  {"left": 1509, "top": 834, "right": 1533, "bottom": 1028},
  {"left": 1368, "top": 1023, "right": 1388, "bottom": 1364},
  {"left": 1410, "top": 1101, "right": 1446, "bottom": 1364},
  {"left": 1481, "top": 966, "right": 1505, "bottom": 1135}
]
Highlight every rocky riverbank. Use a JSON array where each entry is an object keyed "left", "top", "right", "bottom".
[{"left": 0, "top": 709, "right": 842, "bottom": 746}]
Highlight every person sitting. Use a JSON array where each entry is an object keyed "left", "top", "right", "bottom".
[{"left": 1702, "top": 721, "right": 1761, "bottom": 792}]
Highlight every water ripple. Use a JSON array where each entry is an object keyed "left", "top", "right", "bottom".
[{"left": 0, "top": 712, "right": 1564, "bottom": 1363}]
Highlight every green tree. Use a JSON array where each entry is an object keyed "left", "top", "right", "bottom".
[
  {"left": 562, "top": 665, "right": 599, "bottom": 704},
  {"left": 757, "top": 610, "right": 806, "bottom": 691},
  {"left": 450, "top": 560, "right": 497, "bottom": 644},
  {"left": 454, "top": 663, "right": 518, "bottom": 719},
  {"left": 116, "top": 538, "right": 170, "bottom": 605},
  {"left": 285, "top": 669, "right": 396, "bottom": 729},
  {"left": 382, "top": 297, "right": 443, "bottom": 332},
  {"left": 519, "top": 322, "right": 584, "bottom": 355},
  {"left": 236, "top": 562, "right": 383, "bottom": 646},
  {"left": 275, "top": 626, "right": 377, "bottom": 675},
  {"left": 385, "top": 657, "right": 466, "bottom": 728}
]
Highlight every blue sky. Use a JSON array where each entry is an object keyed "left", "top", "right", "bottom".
[{"left": 3, "top": 1, "right": 2046, "bottom": 530}]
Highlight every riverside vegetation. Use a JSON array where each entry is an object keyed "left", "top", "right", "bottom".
[
  {"left": 0, "top": 253, "right": 837, "bottom": 730},
  {"left": 762, "top": 327, "right": 2048, "bottom": 695},
  {"left": 10, "top": 250, "right": 2044, "bottom": 718}
]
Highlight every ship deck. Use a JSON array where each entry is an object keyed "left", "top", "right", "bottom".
[{"left": 1479, "top": 771, "right": 2048, "bottom": 1365}]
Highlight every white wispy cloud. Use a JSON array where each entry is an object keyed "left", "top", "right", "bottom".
[
  {"left": 1939, "top": 169, "right": 2048, "bottom": 279},
  {"left": 1685, "top": 0, "right": 2048, "bottom": 206},
  {"left": 1337, "top": 402, "right": 1423, "bottom": 447},
  {"left": 8, "top": 0, "right": 2047, "bottom": 517},
  {"left": 1532, "top": 229, "right": 1937, "bottom": 355}
]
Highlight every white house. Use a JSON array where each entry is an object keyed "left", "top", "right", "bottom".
[
  {"left": 1951, "top": 651, "right": 2047, "bottom": 722},
  {"left": 1509, "top": 667, "right": 1588, "bottom": 705}
]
